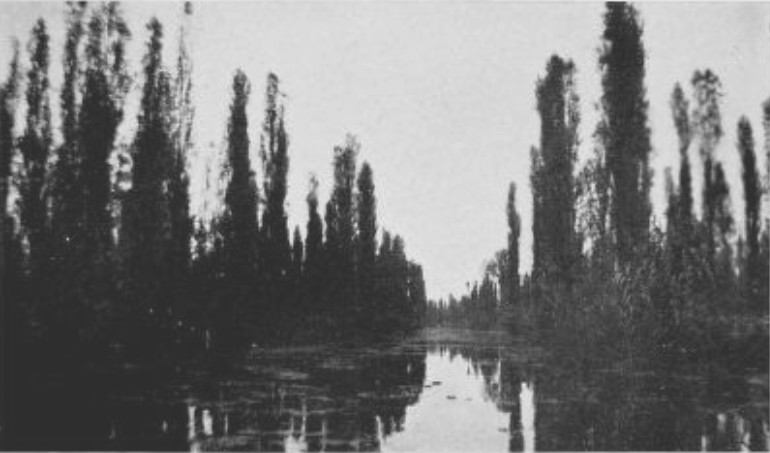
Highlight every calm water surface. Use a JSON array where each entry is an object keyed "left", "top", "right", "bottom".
[{"left": 11, "top": 328, "right": 769, "bottom": 451}]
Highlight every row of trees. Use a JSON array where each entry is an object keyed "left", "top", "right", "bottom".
[
  {"left": 429, "top": 3, "right": 769, "bottom": 335},
  {"left": 1, "top": 3, "right": 427, "bottom": 360}
]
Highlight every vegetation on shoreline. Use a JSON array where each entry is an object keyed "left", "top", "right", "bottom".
[
  {"left": 427, "top": 3, "right": 769, "bottom": 372},
  {"left": 0, "top": 3, "right": 427, "bottom": 369}
]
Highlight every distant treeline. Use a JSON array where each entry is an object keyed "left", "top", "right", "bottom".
[
  {"left": 0, "top": 3, "right": 427, "bottom": 361},
  {"left": 429, "top": 3, "right": 769, "bottom": 352}
]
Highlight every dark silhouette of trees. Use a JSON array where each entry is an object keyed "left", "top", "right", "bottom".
[
  {"left": 664, "top": 167, "right": 682, "bottom": 270},
  {"left": 304, "top": 175, "right": 324, "bottom": 313},
  {"left": 222, "top": 70, "right": 260, "bottom": 339},
  {"left": 575, "top": 140, "right": 611, "bottom": 270},
  {"left": 428, "top": 267, "right": 499, "bottom": 330},
  {"left": 761, "top": 99, "right": 770, "bottom": 299},
  {"left": 0, "top": 6, "right": 437, "bottom": 363},
  {"left": 260, "top": 73, "right": 291, "bottom": 302},
  {"left": 50, "top": 3, "right": 87, "bottom": 313},
  {"left": 506, "top": 182, "right": 520, "bottom": 305},
  {"left": 711, "top": 162, "right": 733, "bottom": 284},
  {"left": 530, "top": 146, "right": 544, "bottom": 280},
  {"left": 671, "top": 84, "right": 694, "bottom": 231},
  {"left": 598, "top": 2, "right": 652, "bottom": 266},
  {"left": 357, "top": 162, "right": 377, "bottom": 325},
  {"left": 691, "top": 69, "right": 724, "bottom": 270},
  {"left": 374, "top": 231, "right": 397, "bottom": 330},
  {"left": 737, "top": 117, "right": 760, "bottom": 291},
  {"left": 325, "top": 136, "right": 359, "bottom": 317},
  {"left": 168, "top": 2, "right": 194, "bottom": 315},
  {"left": 532, "top": 55, "right": 579, "bottom": 283},
  {"left": 288, "top": 225, "right": 303, "bottom": 325},
  {"left": 223, "top": 70, "right": 259, "bottom": 283},
  {"left": 121, "top": 19, "right": 174, "bottom": 316},
  {"left": 291, "top": 226, "right": 303, "bottom": 287},
  {"left": 78, "top": 3, "right": 131, "bottom": 330},
  {"left": 0, "top": 42, "right": 20, "bottom": 304},
  {"left": 389, "top": 235, "right": 410, "bottom": 327},
  {"left": 669, "top": 83, "right": 694, "bottom": 278},
  {"left": 18, "top": 20, "right": 52, "bottom": 293},
  {"left": 407, "top": 262, "right": 427, "bottom": 328}
]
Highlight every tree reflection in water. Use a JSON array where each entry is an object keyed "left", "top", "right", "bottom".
[
  {"left": 6, "top": 328, "right": 768, "bottom": 451},
  {"left": 426, "top": 329, "right": 768, "bottom": 452},
  {"left": 179, "top": 343, "right": 427, "bottom": 451}
]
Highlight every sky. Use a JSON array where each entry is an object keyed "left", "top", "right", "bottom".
[{"left": 0, "top": 2, "right": 768, "bottom": 301}]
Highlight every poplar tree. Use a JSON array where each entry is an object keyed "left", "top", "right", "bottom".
[
  {"left": 169, "top": 1, "right": 194, "bottom": 308},
  {"left": 325, "top": 136, "right": 358, "bottom": 315},
  {"left": 357, "top": 162, "right": 377, "bottom": 319},
  {"left": 0, "top": 43, "right": 20, "bottom": 297},
  {"left": 533, "top": 55, "right": 579, "bottom": 282},
  {"left": 260, "top": 73, "right": 291, "bottom": 294},
  {"left": 669, "top": 83, "right": 693, "bottom": 277},
  {"left": 598, "top": 2, "right": 652, "bottom": 266},
  {"left": 712, "top": 162, "right": 733, "bottom": 282},
  {"left": 18, "top": 20, "right": 52, "bottom": 287},
  {"left": 691, "top": 69, "right": 723, "bottom": 269},
  {"left": 223, "top": 70, "right": 259, "bottom": 287},
  {"left": 506, "top": 182, "right": 520, "bottom": 304},
  {"left": 121, "top": 19, "right": 173, "bottom": 312},
  {"left": 51, "top": 2, "right": 86, "bottom": 284},
  {"left": 78, "top": 3, "right": 130, "bottom": 317},
  {"left": 737, "top": 117, "right": 760, "bottom": 288},
  {"left": 530, "top": 146, "right": 544, "bottom": 281}
]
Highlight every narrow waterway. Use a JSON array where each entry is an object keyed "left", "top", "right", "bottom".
[{"left": 8, "top": 328, "right": 769, "bottom": 451}]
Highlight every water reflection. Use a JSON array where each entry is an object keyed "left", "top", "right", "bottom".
[{"left": 4, "top": 328, "right": 768, "bottom": 451}]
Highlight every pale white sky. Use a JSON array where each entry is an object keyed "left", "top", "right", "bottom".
[{"left": 0, "top": 2, "right": 768, "bottom": 301}]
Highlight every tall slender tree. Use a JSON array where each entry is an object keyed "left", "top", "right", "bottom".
[
  {"left": 737, "top": 117, "right": 760, "bottom": 288},
  {"left": 670, "top": 84, "right": 693, "bottom": 236},
  {"left": 51, "top": 2, "right": 86, "bottom": 281},
  {"left": 691, "top": 69, "right": 724, "bottom": 269},
  {"left": 530, "top": 146, "right": 544, "bottom": 281},
  {"left": 506, "top": 182, "right": 520, "bottom": 304},
  {"left": 121, "top": 19, "right": 174, "bottom": 313},
  {"left": 668, "top": 84, "right": 693, "bottom": 278},
  {"left": 223, "top": 70, "right": 259, "bottom": 286},
  {"left": 18, "top": 20, "right": 53, "bottom": 289},
  {"left": 598, "top": 2, "right": 652, "bottom": 266},
  {"left": 325, "top": 136, "right": 358, "bottom": 315},
  {"left": 533, "top": 55, "right": 579, "bottom": 282},
  {"left": 711, "top": 162, "right": 733, "bottom": 282},
  {"left": 168, "top": 1, "right": 194, "bottom": 311},
  {"left": 357, "top": 162, "right": 377, "bottom": 320},
  {"left": 0, "top": 42, "right": 20, "bottom": 298},
  {"left": 78, "top": 3, "right": 131, "bottom": 315},
  {"left": 260, "top": 73, "right": 291, "bottom": 297}
]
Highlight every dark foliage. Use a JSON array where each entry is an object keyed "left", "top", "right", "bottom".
[
  {"left": 598, "top": 2, "right": 652, "bottom": 266},
  {"left": 737, "top": 117, "right": 761, "bottom": 291},
  {"left": 357, "top": 162, "right": 377, "bottom": 324},
  {"left": 532, "top": 55, "right": 579, "bottom": 284},
  {"left": 259, "top": 73, "right": 291, "bottom": 304},
  {"left": 18, "top": 20, "right": 53, "bottom": 293},
  {"left": 506, "top": 183, "right": 520, "bottom": 305}
]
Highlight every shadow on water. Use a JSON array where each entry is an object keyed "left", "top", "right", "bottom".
[{"left": 4, "top": 327, "right": 768, "bottom": 451}]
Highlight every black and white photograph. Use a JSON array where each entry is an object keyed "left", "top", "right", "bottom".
[{"left": 0, "top": 1, "right": 769, "bottom": 451}]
